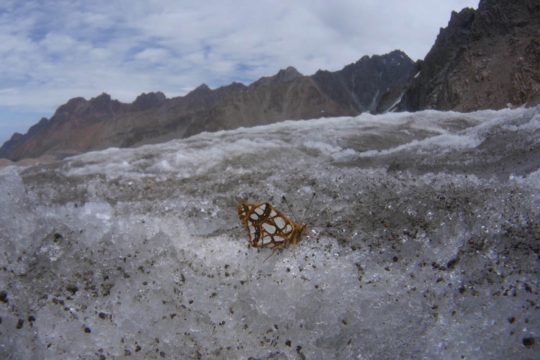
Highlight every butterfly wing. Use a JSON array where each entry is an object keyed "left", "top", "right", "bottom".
[
  {"left": 238, "top": 202, "right": 305, "bottom": 250},
  {"left": 238, "top": 203, "right": 267, "bottom": 246}
]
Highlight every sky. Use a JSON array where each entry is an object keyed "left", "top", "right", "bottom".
[{"left": 0, "top": 0, "right": 478, "bottom": 145}]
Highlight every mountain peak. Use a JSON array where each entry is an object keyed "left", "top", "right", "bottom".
[
  {"left": 251, "top": 66, "right": 303, "bottom": 87},
  {"left": 187, "top": 84, "right": 212, "bottom": 97},
  {"left": 55, "top": 97, "right": 87, "bottom": 115},
  {"left": 92, "top": 92, "right": 111, "bottom": 100},
  {"left": 398, "top": 0, "right": 540, "bottom": 111},
  {"left": 195, "top": 83, "right": 211, "bottom": 92},
  {"left": 85, "top": 93, "right": 114, "bottom": 111},
  {"left": 275, "top": 66, "right": 303, "bottom": 82},
  {"left": 386, "top": 49, "right": 409, "bottom": 59},
  {"left": 132, "top": 92, "right": 167, "bottom": 111}
]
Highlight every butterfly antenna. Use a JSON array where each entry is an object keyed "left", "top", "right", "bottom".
[
  {"left": 281, "top": 195, "right": 299, "bottom": 222},
  {"left": 303, "top": 192, "right": 316, "bottom": 220},
  {"left": 263, "top": 248, "right": 278, "bottom": 262}
]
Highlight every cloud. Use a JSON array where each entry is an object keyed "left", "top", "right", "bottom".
[
  {"left": 134, "top": 48, "right": 171, "bottom": 62},
  {"left": 0, "top": 0, "right": 479, "bottom": 144}
]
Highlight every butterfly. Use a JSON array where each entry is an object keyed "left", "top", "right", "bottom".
[{"left": 238, "top": 202, "right": 306, "bottom": 251}]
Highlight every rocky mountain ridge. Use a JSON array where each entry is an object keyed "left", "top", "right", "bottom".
[
  {"left": 398, "top": 0, "right": 540, "bottom": 111},
  {"left": 0, "top": 50, "right": 414, "bottom": 161},
  {"left": 2, "top": 0, "right": 540, "bottom": 162}
]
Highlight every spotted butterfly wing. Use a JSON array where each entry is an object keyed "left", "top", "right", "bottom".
[{"left": 238, "top": 202, "right": 305, "bottom": 250}]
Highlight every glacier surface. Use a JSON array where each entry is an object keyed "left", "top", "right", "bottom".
[{"left": 1, "top": 107, "right": 539, "bottom": 359}]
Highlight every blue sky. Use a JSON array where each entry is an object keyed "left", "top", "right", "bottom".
[{"left": 0, "top": 0, "right": 478, "bottom": 145}]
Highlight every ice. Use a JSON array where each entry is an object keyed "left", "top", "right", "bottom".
[{"left": 1, "top": 106, "right": 539, "bottom": 359}]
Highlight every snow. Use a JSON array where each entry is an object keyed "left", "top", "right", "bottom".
[
  {"left": 1, "top": 106, "right": 539, "bottom": 359},
  {"left": 386, "top": 90, "right": 405, "bottom": 112}
]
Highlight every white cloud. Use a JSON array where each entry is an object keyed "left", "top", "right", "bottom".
[
  {"left": 40, "top": 32, "right": 82, "bottom": 55},
  {"left": 134, "top": 48, "right": 170, "bottom": 62},
  {"left": 0, "top": 0, "right": 479, "bottom": 145}
]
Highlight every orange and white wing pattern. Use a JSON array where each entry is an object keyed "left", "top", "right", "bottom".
[{"left": 238, "top": 202, "right": 305, "bottom": 250}]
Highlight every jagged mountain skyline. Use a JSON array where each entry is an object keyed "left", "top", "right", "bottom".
[
  {"left": 0, "top": 50, "right": 416, "bottom": 161},
  {"left": 2, "top": 0, "right": 539, "bottom": 162},
  {"left": 0, "top": 0, "right": 479, "bottom": 144}
]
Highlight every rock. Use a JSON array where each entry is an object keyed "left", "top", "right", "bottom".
[
  {"left": 0, "top": 51, "right": 414, "bottom": 161},
  {"left": 398, "top": 0, "right": 540, "bottom": 111},
  {"left": 131, "top": 92, "right": 167, "bottom": 111}
]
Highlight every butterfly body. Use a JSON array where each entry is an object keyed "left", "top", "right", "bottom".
[{"left": 238, "top": 202, "right": 305, "bottom": 250}]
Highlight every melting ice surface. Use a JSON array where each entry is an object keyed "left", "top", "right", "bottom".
[{"left": 1, "top": 107, "right": 539, "bottom": 359}]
